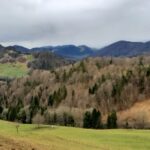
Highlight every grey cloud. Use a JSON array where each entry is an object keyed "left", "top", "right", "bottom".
[{"left": 0, "top": 0, "right": 150, "bottom": 48}]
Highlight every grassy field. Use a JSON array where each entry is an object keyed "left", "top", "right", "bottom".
[
  {"left": 0, "top": 62, "right": 28, "bottom": 78},
  {"left": 26, "top": 54, "right": 34, "bottom": 62},
  {"left": 0, "top": 120, "right": 150, "bottom": 150}
]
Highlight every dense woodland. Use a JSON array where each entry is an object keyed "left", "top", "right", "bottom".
[
  {"left": 0, "top": 55, "right": 150, "bottom": 128},
  {"left": 28, "top": 51, "right": 73, "bottom": 70}
]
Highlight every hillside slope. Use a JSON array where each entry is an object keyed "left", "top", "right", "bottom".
[
  {"left": 0, "top": 120, "right": 150, "bottom": 150},
  {"left": 0, "top": 56, "right": 150, "bottom": 127},
  {"left": 0, "top": 47, "right": 73, "bottom": 77},
  {"left": 117, "top": 99, "right": 150, "bottom": 128},
  {"left": 0, "top": 47, "right": 30, "bottom": 78}
]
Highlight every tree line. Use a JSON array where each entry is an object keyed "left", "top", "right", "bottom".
[{"left": 83, "top": 109, "right": 117, "bottom": 129}]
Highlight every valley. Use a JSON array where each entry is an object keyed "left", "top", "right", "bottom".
[{"left": 1, "top": 0, "right": 150, "bottom": 149}]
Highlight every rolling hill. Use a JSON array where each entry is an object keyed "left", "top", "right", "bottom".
[
  {"left": 0, "top": 56, "right": 150, "bottom": 128},
  {"left": 0, "top": 120, "right": 150, "bottom": 150},
  {"left": 0, "top": 47, "right": 73, "bottom": 78},
  {"left": 0, "top": 46, "right": 31, "bottom": 78}
]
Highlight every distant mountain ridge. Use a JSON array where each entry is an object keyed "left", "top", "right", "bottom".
[
  {"left": 1, "top": 44, "right": 95, "bottom": 59},
  {"left": 31, "top": 45, "right": 94, "bottom": 59},
  {"left": 95, "top": 40, "right": 150, "bottom": 57},
  {"left": 1, "top": 40, "right": 150, "bottom": 58}
]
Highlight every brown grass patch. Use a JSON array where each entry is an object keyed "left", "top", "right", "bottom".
[{"left": 0, "top": 135, "right": 37, "bottom": 150}]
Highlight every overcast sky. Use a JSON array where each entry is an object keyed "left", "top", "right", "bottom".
[{"left": 0, "top": 0, "right": 150, "bottom": 48}]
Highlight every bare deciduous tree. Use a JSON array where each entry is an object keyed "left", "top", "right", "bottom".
[{"left": 32, "top": 113, "right": 45, "bottom": 128}]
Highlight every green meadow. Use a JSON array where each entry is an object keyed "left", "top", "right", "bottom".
[
  {"left": 0, "top": 63, "right": 28, "bottom": 78},
  {"left": 0, "top": 120, "right": 150, "bottom": 150}
]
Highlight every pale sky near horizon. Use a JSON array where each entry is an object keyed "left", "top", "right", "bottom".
[{"left": 0, "top": 0, "right": 150, "bottom": 48}]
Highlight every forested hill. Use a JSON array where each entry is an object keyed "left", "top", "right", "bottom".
[{"left": 0, "top": 56, "right": 150, "bottom": 128}]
